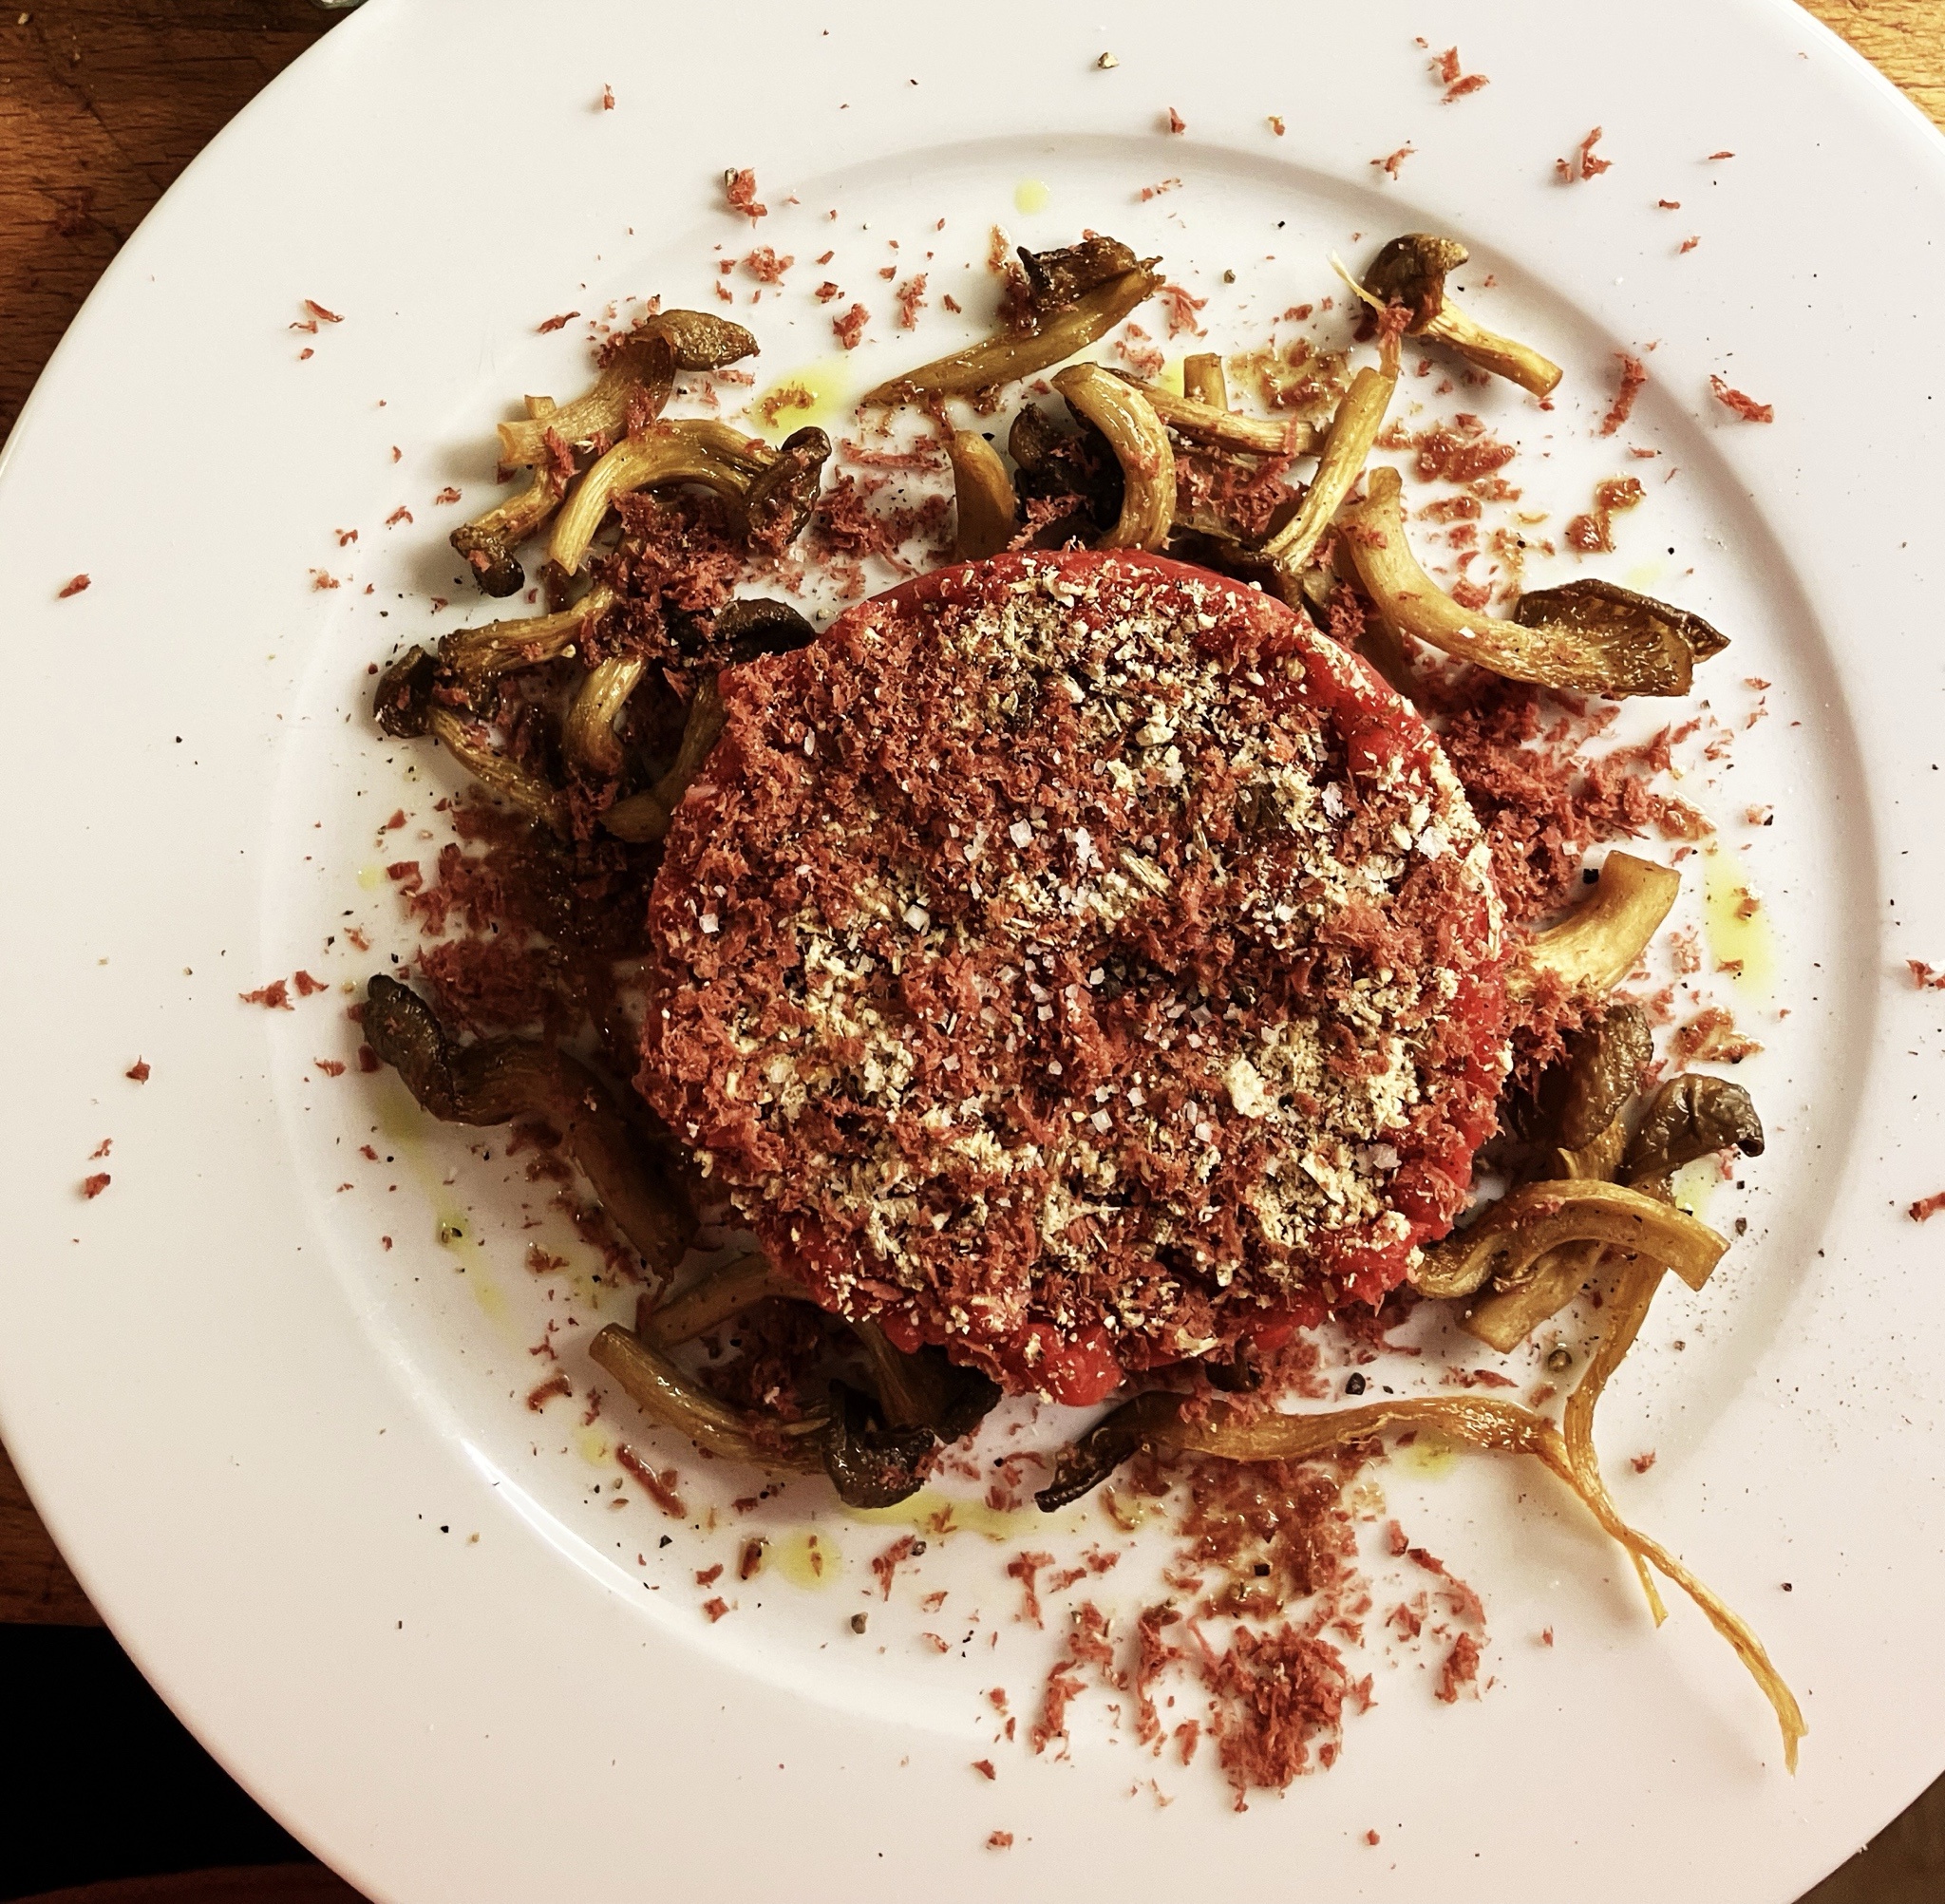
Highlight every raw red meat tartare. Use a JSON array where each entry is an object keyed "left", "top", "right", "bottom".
[{"left": 642, "top": 550, "right": 1510, "bottom": 1403}]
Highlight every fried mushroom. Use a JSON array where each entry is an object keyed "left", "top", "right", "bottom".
[{"left": 1361, "top": 234, "right": 1563, "bottom": 397}]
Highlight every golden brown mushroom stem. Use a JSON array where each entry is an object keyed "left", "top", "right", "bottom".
[
  {"left": 1060, "top": 1388, "right": 1803, "bottom": 1769},
  {"left": 603, "top": 674, "right": 727, "bottom": 842},
  {"left": 1341, "top": 466, "right": 1697, "bottom": 696},
  {"left": 1350, "top": 237, "right": 1562, "bottom": 398},
  {"left": 497, "top": 333, "right": 676, "bottom": 465},
  {"left": 589, "top": 1325, "right": 827, "bottom": 1469},
  {"left": 453, "top": 396, "right": 564, "bottom": 597},
  {"left": 1410, "top": 1178, "right": 1727, "bottom": 1302},
  {"left": 549, "top": 423, "right": 774, "bottom": 575},
  {"left": 862, "top": 265, "right": 1161, "bottom": 405},
  {"left": 362, "top": 975, "right": 696, "bottom": 1273},
  {"left": 947, "top": 430, "right": 1018, "bottom": 559},
  {"left": 1259, "top": 330, "right": 1401, "bottom": 579},
  {"left": 1049, "top": 364, "right": 1175, "bottom": 552},
  {"left": 1514, "top": 851, "right": 1681, "bottom": 998},
  {"left": 425, "top": 706, "right": 567, "bottom": 830},
  {"left": 640, "top": 1253, "right": 801, "bottom": 1349},
  {"left": 563, "top": 655, "right": 646, "bottom": 779},
  {"left": 1180, "top": 351, "right": 1228, "bottom": 409},
  {"left": 1422, "top": 303, "right": 1562, "bottom": 398},
  {"left": 437, "top": 585, "right": 614, "bottom": 702},
  {"left": 1134, "top": 380, "right": 1307, "bottom": 455}
]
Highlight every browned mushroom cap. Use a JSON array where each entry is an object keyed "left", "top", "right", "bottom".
[
  {"left": 1363, "top": 234, "right": 1471, "bottom": 332},
  {"left": 1018, "top": 235, "right": 1146, "bottom": 311},
  {"left": 1626, "top": 1074, "right": 1766, "bottom": 1190},
  {"left": 712, "top": 596, "right": 818, "bottom": 663},
  {"left": 363, "top": 974, "right": 695, "bottom": 1273},
  {"left": 745, "top": 425, "right": 830, "bottom": 554},
  {"left": 821, "top": 1381, "right": 937, "bottom": 1508},
  {"left": 1514, "top": 577, "right": 1730, "bottom": 666},
  {"left": 649, "top": 308, "right": 759, "bottom": 372},
  {"left": 1556, "top": 1002, "right": 1654, "bottom": 1152},
  {"left": 373, "top": 646, "right": 437, "bottom": 738}
]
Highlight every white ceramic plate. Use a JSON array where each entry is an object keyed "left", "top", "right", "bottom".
[{"left": 5, "top": 0, "right": 1944, "bottom": 1896}]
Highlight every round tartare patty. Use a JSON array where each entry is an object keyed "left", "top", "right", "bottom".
[{"left": 640, "top": 551, "right": 1509, "bottom": 1404}]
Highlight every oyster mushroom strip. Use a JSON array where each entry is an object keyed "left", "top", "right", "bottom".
[
  {"left": 1120, "top": 373, "right": 1312, "bottom": 456},
  {"left": 849, "top": 1322, "right": 1002, "bottom": 1440},
  {"left": 362, "top": 974, "right": 695, "bottom": 1273},
  {"left": 861, "top": 235, "right": 1161, "bottom": 404},
  {"left": 434, "top": 586, "right": 615, "bottom": 702},
  {"left": 1181, "top": 351, "right": 1227, "bottom": 408},
  {"left": 1410, "top": 1178, "right": 1727, "bottom": 1302},
  {"left": 1258, "top": 322, "right": 1402, "bottom": 584},
  {"left": 453, "top": 396, "right": 565, "bottom": 597},
  {"left": 425, "top": 707, "right": 568, "bottom": 828},
  {"left": 639, "top": 1251, "right": 802, "bottom": 1348},
  {"left": 1351, "top": 234, "right": 1562, "bottom": 398},
  {"left": 563, "top": 655, "right": 646, "bottom": 778},
  {"left": 1515, "top": 850, "right": 1680, "bottom": 998},
  {"left": 590, "top": 1325, "right": 827, "bottom": 1469},
  {"left": 372, "top": 648, "right": 562, "bottom": 821},
  {"left": 1035, "top": 1389, "right": 1803, "bottom": 1771},
  {"left": 496, "top": 311, "right": 758, "bottom": 464},
  {"left": 948, "top": 430, "right": 1017, "bottom": 560},
  {"left": 603, "top": 674, "right": 726, "bottom": 842},
  {"left": 549, "top": 421, "right": 776, "bottom": 575},
  {"left": 1050, "top": 364, "right": 1175, "bottom": 552},
  {"left": 1459, "top": 1005, "right": 1645, "bottom": 1346},
  {"left": 1342, "top": 466, "right": 1727, "bottom": 697},
  {"left": 1465, "top": 1073, "right": 1766, "bottom": 1353}
]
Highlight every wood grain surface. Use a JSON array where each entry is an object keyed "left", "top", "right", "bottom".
[{"left": 1, "top": 3, "right": 1940, "bottom": 1899}]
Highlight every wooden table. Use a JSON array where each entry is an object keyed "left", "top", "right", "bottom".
[{"left": 1, "top": 3, "right": 1940, "bottom": 1898}]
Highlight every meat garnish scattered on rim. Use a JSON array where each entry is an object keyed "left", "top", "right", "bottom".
[{"left": 643, "top": 551, "right": 1508, "bottom": 1403}]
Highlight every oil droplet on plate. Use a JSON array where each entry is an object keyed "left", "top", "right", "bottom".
[
  {"left": 749, "top": 357, "right": 851, "bottom": 440},
  {"left": 771, "top": 1530, "right": 842, "bottom": 1588},
  {"left": 848, "top": 1487, "right": 1049, "bottom": 1542},
  {"left": 1702, "top": 848, "right": 1776, "bottom": 996},
  {"left": 1013, "top": 179, "right": 1051, "bottom": 216},
  {"left": 356, "top": 862, "right": 387, "bottom": 892},
  {"left": 573, "top": 1424, "right": 610, "bottom": 1467}
]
